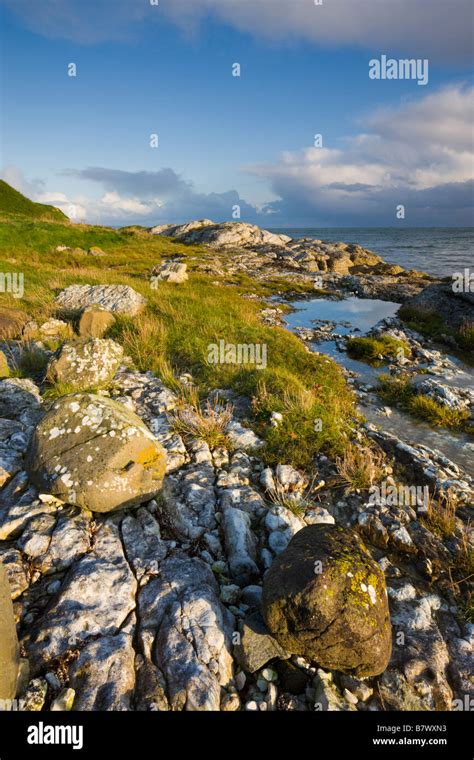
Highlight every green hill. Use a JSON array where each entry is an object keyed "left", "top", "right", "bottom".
[{"left": 0, "top": 180, "right": 69, "bottom": 222}]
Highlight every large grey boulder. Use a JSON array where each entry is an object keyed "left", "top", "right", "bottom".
[
  {"left": 262, "top": 525, "right": 392, "bottom": 677},
  {"left": 0, "top": 562, "right": 19, "bottom": 701},
  {"left": 55, "top": 284, "right": 146, "bottom": 316},
  {"left": 26, "top": 393, "right": 167, "bottom": 513}
]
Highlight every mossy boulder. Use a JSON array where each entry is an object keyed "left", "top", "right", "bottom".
[
  {"left": 26, "top": 393, "right": 167, "bottom": 513},
  {"left": 262, "top": 525, "right": 392, "bottom": 677},
  {"left": 0, "top": 562, "right": 19, "bottom": 701}
]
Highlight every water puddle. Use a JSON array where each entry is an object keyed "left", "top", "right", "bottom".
[{"left": 285, "top": 297, "right": 474, "bottom": 476}]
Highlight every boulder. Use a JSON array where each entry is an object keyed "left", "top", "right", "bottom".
[
  {"left": 55, "top": 284, "right": 146, "bottom": 316},
  {"left": 404, "top": 283, "right": 474, "bottom": 330},
  {"left": 0, "top": 562, "right": 19, "bottom": 701},
  {"left": 152, "top": 261, "right": 188, "bottom": 284},
  {"left": 262, "top": 525, "right": 392, "bottom": 677},
  {"left": 68, "top": 634, "right": 136, "bottom": 711},
  {"left": 46, "top": 338, "right": 123, "bottom": 389},
  {"left": 26, "top": 393, "right": 167, "bottom": 513},
  {"left": 78, "top": 304, "right": 115, "bottom": 338}
]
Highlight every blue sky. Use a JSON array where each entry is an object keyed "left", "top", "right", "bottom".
[{"left": 1, "top": 0, "right": 473, "bottom": 226}]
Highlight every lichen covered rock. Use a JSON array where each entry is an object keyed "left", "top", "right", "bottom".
[
  {"left": 55, "top": 284, "right": 146, "bottom": 316},
  {"left": 26, "top": 393, "right": 167, "bottom": 512},
  {"left": 262, "top": 524, "right": 392, "bottom": 677},
  {"left": 46, "top": 338, "right": 123, "bottom": 389}
]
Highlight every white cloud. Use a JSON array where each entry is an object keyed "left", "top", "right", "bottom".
[
  {"left": 248, "top": 84, "right": 474, "bottom": 224},
  {"left": 1, "top": 0, "right": 472, "bottom": 63}
]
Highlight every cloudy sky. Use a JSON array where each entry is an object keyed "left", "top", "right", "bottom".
[{"left": 1, "top": 0, "right": 473, "bottom": 227}]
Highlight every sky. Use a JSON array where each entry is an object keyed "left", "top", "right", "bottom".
[{"left": 1, "top": 0, "right": 473, "bottom": 227}]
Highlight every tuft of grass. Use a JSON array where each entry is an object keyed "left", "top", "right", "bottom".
[
  {"left": 169, "top": 388, "right": 234, "bottom": 449},
  {"left": 42, "top": 381, "right": 106, "bottom": 400},
  {"left": 408, "top": 395, "right": 470, "bottom": 429},
  {"left": 398, "top": 304, "right": 444, "bottom": 338},
  {"left": 378, "top": 374, "right": 471, "bottom": 430},
  {"left": 335, "top": 443, "right": 385, "bottom": 493},
  {"left": 8, "top": 343, "right": 49, "bottom": 378},
  {"left": 457, "top": 319, "right": 474, "bottom": 353},
  {"left": 346, "top": 335, "right": 411, "bottom": 365},
  {"left": 421, "top": 489, "right": 457, "bottom": 538}
]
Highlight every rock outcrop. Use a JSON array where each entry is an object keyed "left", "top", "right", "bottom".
[{"left": 403, "top": 282, "right": 474, "bottom": 330}]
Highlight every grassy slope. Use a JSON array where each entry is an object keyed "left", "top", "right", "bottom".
[
  {"left": 0, "top": 217, "right": 355, "bottom": 468},
  {"left": 0, "top": 180, "right": 68, "bottom": 222}
]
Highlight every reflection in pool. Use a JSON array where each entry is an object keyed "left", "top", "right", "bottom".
[{"left": 284, "top": 297, "right": 474, "bottom": 476}]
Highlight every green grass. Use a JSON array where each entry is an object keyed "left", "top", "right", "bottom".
[
  {"left": 0, "top": 215, "right": 356, "bottom": 470},
  {"left": 346, "top": 335, "right": 411, "bottom": 365},
  {"left": 378, "top": 374, "right": 471, "bottom": 431},
  {"left": 0, "top": 180, "right": 68, "bottom": 222},
  {"left": 399, "top": 304, "right": 474, "bottom": 363}
]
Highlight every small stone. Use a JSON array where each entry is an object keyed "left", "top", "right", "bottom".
[
  {"left": 51, "top": 689, "right": 76, "bottom": 712},
  {"left": 234, "top": 611, "right": 289, "bottom": 674},
  {"left": 235, "top": 671, "right": 246, "bottom": 691},
  {"left": 220, "top": 584, "right": 241, "bottom": 605}
]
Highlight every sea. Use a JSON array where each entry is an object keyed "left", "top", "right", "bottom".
[{"left": 270, "top": 227, "right": 474, "bottom": 279}]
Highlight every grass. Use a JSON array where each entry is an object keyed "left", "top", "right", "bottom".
[
  {"left": 0, "top": 215, "right": 356, "bottom": 469},
  {"left": 168, "top": 388, "right": 234, "bottom": 449},
  {"left": 0, "top": 181, "right": 68, "bottom": 223},
  {"left": 399, "top": 304, "right": 474, "bottom": 363},
  {"left": 335, "top": 443, "right": 385, "bottom": 492},
  {"left": 378, "top": 374, "right": 471, "bottom": 431},
  {"left": 421, "top": 489, "right": 458, "bottom": 538},
  {"left": 346, "top": 335, "right": 411, "bottom": 365}
]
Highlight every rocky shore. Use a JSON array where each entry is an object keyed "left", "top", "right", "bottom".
[{"left": 0, "top": 220, "right": 472, "bottom": 713}]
